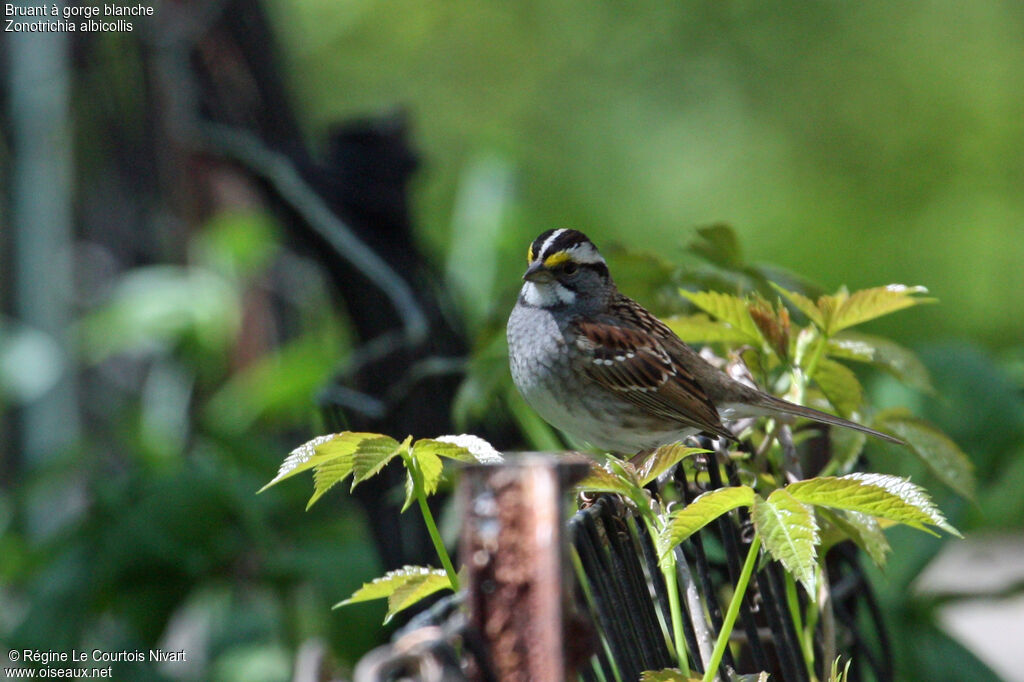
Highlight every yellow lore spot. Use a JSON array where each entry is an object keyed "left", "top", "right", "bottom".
[
  {"left": 528, "top": 244, "right": 535, "bottom": 263},
  {"left": 543, "top": 251, "right": 571, "bottom": 268}
]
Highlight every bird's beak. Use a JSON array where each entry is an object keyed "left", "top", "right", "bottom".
[{"left": 523, "top": 261, "right": 554, "bottom": 283}]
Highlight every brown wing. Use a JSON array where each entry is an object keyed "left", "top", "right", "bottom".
[{"left": 573, "top": 311, "right": 734, "bottom": 440}]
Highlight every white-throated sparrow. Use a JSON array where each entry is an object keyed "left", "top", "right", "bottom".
[{"left": 506, "top": 229, "right": 900, "bottom": 453}]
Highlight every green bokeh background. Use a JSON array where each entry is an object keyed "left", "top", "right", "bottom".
[{"left": 271, "top": 0, "right": 1024, "bottom": 348}]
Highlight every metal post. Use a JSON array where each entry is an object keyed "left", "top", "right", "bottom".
[{"left": 460, "top": 453, "right": 592, "bottom": 682}]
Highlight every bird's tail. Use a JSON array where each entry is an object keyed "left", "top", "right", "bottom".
[{"left": 750, "top": 393, "right": 903, "bottom": 445}]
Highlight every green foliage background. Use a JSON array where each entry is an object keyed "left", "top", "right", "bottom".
[
  {"left": 2, "top": 2, "right": 1023, "bottom": 681},
  {"left": 271, "top": 0, "right": 1024, "bottom": 349}
]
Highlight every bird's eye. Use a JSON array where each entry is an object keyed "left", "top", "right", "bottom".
[{"left": 562, "top": 262, "right": 579, "bottom": 276}]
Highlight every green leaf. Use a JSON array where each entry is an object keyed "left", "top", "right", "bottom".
[
  {"left": 678, "top": 290, "right": 763, "bottom": 344},
  {"left": 818, "top": 508, "right": 891, "bottom": 569},
  {"left": 816, "top": 288, "right": 849, "bottom": 333},
  {"left": 689, "top": 223, "right": 743, "bottom": 268},
  {"left": 305, "top": 435, "right": 404, "bottom": 508},
  {"left": 336, "top": 566, "right": 451, "bottom": 624},
  {"left": 812, "top": 358, "right": 864, "bottom": 417},
  {"left": 413, "top": 434, "right": 503, "bottom": 463},
  {"left": 401, "top": 470, "right": 416, "bottom": 514},
  {"left": 828, "top": 331, "right": 933, "bottom": 393},
  {"left": 634, "top": 444, "right": 708, "bottom": 486},
  {"left": 350, "top": 436, "right": 407, "bottom": 488},
  {"left": 385, "top": 570, "right": 453, "bottom": 624},
  {"left": 829, "top": 657, "right": 853, "bottom": 682},
  {"left": 823, "top": 334, "right": 874, "bottom": 362},
  {"left": 873, "top": 409, "right": 975, "bottom": 499},
  {"left": 416, "top": 449, "right": 445, "bottom": 498},
  {"left": 658, "top": 486, "right": 756, "bottom": 556},
  {"left": 827, "top": 284, "right": 934, "bottom": 334},
  {"left": 785, "top": 473, "right": 959, "bottom": 536},
  {"left": 260, "top": 432, "right": 389, "bottom": 492},
  {"left": 663, "top": 313, "right": 756, "bottom": 345},
  {"left": 771, "top": 283, "right": 826, "bottom": 329},
  {"left": 753, "top": 490, "right": 819, "bottom": 594},
  {"left": 577, "top": 462, "right": 640, "bottom": 498},
  {"left": 309, "top": 457, "right": 361, "bottom": 510},
  {"left": 337, "top": 566, "right": 446, "bottom": 604}
]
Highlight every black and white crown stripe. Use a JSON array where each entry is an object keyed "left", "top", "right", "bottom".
[{"left": 529, "top": 229, "right": 607, "bottom": 266}]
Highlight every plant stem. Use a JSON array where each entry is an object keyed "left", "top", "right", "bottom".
[
  {"left": 786, "top": 571, "right": 817, "bottom": 678},
  {"left": 803, "top": 333, "right": 829, "bottom": 385},
  {"left": 662, "top": 550, "right": 690, "bottom": 675},
  {"left": 409, "top": 456, "right": 460, "bottom": 591},
  {"left": 703, "top": 533, "right": 762, "bottom": 682},
  {"left": 641, "top": 507, "right": 689, "bottom": 676}
]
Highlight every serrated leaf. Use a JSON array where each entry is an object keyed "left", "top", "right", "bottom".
[
  {"left": 823, "top": 335, "right": 874, "bottom": 362},
  {"left": 678, "top": 290, "right": 763, "bottom": 344},
  {"left": 828, "top": 285, "right": 934, "bottom": 335},
  {"left": 634, "top": 444, "right": 708, "bottom": 486},
  {"left": 818, "top": 508, "right": 891, "bottom": 569},
  {"left": 663, "top": 313, "right": 756, "bottom": 345},
  {"left": 812, "top": 358, "right": 864, "bottom": 418},
  {"left": 350, "top": 435, "right": 406, "bottom": 487},
  {"left": 386, "top": 571, "right": 453, "bottom": 624},
  {"left": 337, "top": 566, "right": 447, "bottom": 604},
  {"left": 577, "top": 462, "right": 640, "bottom": 497},
  {"left": 772, "top": 283, "right": 826, "bottom": 329},
  {"left": 416, "top": 450, "right": 444, "bottom": 497},
  {"left": 336, "top": 566, "right": 451, "bottom": 624},
  {"left": 310, "top": 434, "right": 403, "bottom": 508},
  {"left": 260, "top": 432, "right": 390, "bottom": 493},
  {"left": 829, "top": 332, "right": 933, "bottom": 393},
  {"left": 873, "top": 409, "right": 975, "bottom": 499},
  {"left": 658, "top": 486, "right": 756, "bottom": 557},
  {"left": 786, "top": 473, "right": 959, "bottom": 536},
  {"left": 753, "top": 490, "right": 819, "bottom": 594},
  {"left": 816, "top": 288, "right": 849, "bottom": 333},
  {"left": 689, "top": 223, "right": 743, "bottom": 268},
  {"left": 309, "top": 457, "right": 358, "bottom": 510},
  {"left": 414, "top": 434, "right": 503, "bottom": 463}
]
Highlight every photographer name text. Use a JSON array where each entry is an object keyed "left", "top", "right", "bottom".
[{"left": 9, "top": 648, "right": 187, "bottom": 665}]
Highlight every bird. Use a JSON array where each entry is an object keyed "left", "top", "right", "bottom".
[{"left": 506, "top": 228, "right": 901, "bottom": 453}]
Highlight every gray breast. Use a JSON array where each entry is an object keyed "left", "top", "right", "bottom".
[{"left": 507, "top": 302, "right": 583, "bottom": 424}]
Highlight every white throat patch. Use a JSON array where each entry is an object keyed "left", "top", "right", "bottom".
[{"left": 522, "top": 281, "right": 576, "bottom": 307}]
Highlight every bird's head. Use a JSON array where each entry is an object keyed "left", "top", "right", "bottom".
[{"left": 520, "top": 229, "right": 612, "bottom": 310}]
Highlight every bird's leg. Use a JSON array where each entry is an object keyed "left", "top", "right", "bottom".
[{"left": 777, "top": 424, "right": 803, "bottom": 481}]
